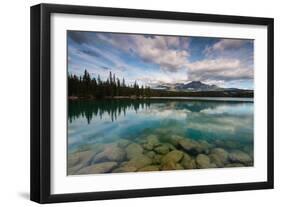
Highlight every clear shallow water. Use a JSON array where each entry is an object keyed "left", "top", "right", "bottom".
[{"left": 67, "top": 99, "right": 254, "bottom": 174}]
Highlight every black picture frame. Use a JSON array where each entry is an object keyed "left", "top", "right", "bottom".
[{"left": 30, "top": 3, "right": 274, "bottom": 204}]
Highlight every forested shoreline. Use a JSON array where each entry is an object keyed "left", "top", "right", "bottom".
[
  {"left": 68, "top": 70, "right": 253, "bottom": 99},
  {"left": 68, "top": 70, "right": 152, "bottom": 99}
]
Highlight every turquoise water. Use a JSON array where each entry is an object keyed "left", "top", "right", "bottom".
[{"left": 67, "top": 99, "right": 254, "bottom": 174}]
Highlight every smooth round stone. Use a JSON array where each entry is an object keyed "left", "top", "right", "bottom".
[
  {"left": 196, "top": 154, "right": 211, "bottom": 169},
  {"left": 211, "top": 148, "right": 229, "bottom": 159},
  {"left": 93, "top": 144, "right": 126, "bottom": 163},
  {"left": 68, "top": 150, "right": 98, "bottom": 168},
  {"left": 178, "top": 139, "right": 196, "bottom": 150},
  {"left": 165, "top": 143, "right": 176, "bottom": 151},
  {"left": 126, "top": 143, "right": 143, "bottom": 159},
  {"left": 154, "top": 145, "right": 170, "bottom": 155},
  {"left": 143, "top": 143, "right": 154, "bottom": 150},
  {"left": 179, "top": 139, "right": 210, "bottom": 155},
  {"left": 209, "top": 148, "right": 229, "bottom": 167},
  {"left": 125, "top": 154, "right": 152, "bottom": 169},
  {"left": 145, "top": 151, "right": 156, "bottom": 159},
  {"left": 146, "top": 135, "right": 160, "bottom": 146},
  {"left": 197, "top": 140, "right": 213, "bottom": 153},
  {"left": 161, "top": 150, "right": 184, "bottom": 164},
  {"left": 77, "top": 162, "right": 118, "bottom": 174},
  {"left": 182, "top": 159, "right": 197, "bottom": 169},
  {"left": 167, "top": 135, "right": 184, "bottom": 146},
  {"left": 180, "top": 153, "right": 195, "bottom": 169},
  {"left": 152, "top": 154, "right": 163, "bottom": 164},
  {"left": 68, "top": 146, "right": 105, "bottom": 174},
  {"left": 161, "top": 161, "right": 184, "bottom": 171},
  {"left": 228, "top": 150, "right": 252, "bottom": 165}
]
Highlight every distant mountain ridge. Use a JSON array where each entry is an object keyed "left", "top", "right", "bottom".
[
  {"left": 154, "top": 81, "right": 249, "bottom": 92},
  {"left": 175, "top": 81, "right": 219, "bottom": 91}
]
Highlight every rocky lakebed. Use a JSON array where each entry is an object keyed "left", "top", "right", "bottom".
[{"left": 68, "top": 133, "right": 254, "bottom": 175}]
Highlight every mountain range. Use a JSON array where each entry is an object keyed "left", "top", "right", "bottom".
[{"left": 154, "top": 81, "right": 249, "bottom": 92}]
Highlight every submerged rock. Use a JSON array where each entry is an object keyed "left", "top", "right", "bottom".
[
  {"left": 145, "top": 151, "right": 156, "bottom": 159},
  {"left": 197, "top": 140, "right": 213, "bottom": 153},
  {"left": 68, "top": 149, "right": 99, "bottom": 168},
  {"left": 196, "top": 154, "right": 212, "bottom": 169},
  {"left": 67, "top": 145, "right": 107, "bottom": 174},
  {"left": 154, "top": 145, "right": 170, "bottom": 155},
  {"left": 112, "top": 165, "right": 137, "bottom": 173},
  {"left": 119, "top": 161, "right": 128, "bottom": 167},
  {"left": 182, "top": 158, "right": 197, "bottom": 169},
  {"left": 180, "top": 153, "right": 196, "bottom": 169},
  {"left": 138, "top": 165, "right": 160, "bottom": 172},
  {"left": 68, "top": 163, "right": 85, "bottom": 175},
  {"left": 161, "top": 150, "right": 184, "bottom": 164},
  {"left": 161, "top": 161, "right": 184, "bottom": 171},
  {"left": 176, "top": 163, "right": 184, "bottom": 170},
  {"left": 167, "top": 135, "right": 184, "bottom": 146},
  {"left": 93, "top": 144, "right": 125, "bottom": 163},
  {"left": 179, "top": 139, "right": 210, "bottom": 155},
  {"left": 68, "top": 154, "right": 81, "bottom": 168},
  {"left": 77, "top": 162, "right": 118, "bottom": 174},
  {"left": 211, "top": 148, "right": 229, "bottom": 159},
  {"left": 152, "top": 154, "right": 163, "bottom": 164},
  {"left": 125, "top": 154, "right": 152, "bottom": 169},
  {"left": 209, "top": 148, "right": 229, "bottom": 167},
  {"left": 179, "top": 139, "right": 197, "bottom": 151},
  {"left": 228, "top": 150, "right": 252, "bottom": 165},
  {"left": 165, "top": 143, "right": 177, "bottom": 151},
  {"left": 126, "top": 143, "right": 143, "bottom": 159},
  {"left": 116, "top": 139, "right": 131, "bottom": 148},
  {"left": 146, "top": 135, "right": 160, "bottom": 146},
  {"left": 143, "top": 143, "right": 154, "bottom": 150}
]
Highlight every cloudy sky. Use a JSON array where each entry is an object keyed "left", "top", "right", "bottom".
[{"left": 67, "top": 31, "right": 254, "bottom": 89}]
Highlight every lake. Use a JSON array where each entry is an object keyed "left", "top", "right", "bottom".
[{"left": 67, "top": 99, "right": 254, "bottom": 175}]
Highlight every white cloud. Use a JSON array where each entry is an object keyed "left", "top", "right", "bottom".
[
  {"left": 187, "top": 58, "right": 253, "bottom": 82},
  {"left": 188, "top": 58, "right": 240, "bottom": 72},
  {"left": 69, "top": 32, "right": 253, "bottom": 88},
  {"left": 204, "top": 39, "right": 251, "bottom": 55},
  {"left": 97, "top": 34, "right": 190, "bottom": 71},
  {"left": 136, "top": 69, "right": 188, "bottom": 86}
]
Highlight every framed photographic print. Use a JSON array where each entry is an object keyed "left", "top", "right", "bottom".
[{"left": 30, "top": 3, "right": 274, "bottom": 203}]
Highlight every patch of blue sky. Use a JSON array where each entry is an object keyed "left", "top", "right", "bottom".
[{"left": 67, "top": 31, "right": 254, "bottom": 89}]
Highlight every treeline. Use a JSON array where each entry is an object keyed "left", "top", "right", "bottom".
[
  {"left": 68, "top": 70, "right": 152, "bottom": 98},
  {"left": 68, "top": 70, "right": 254, "bottom": 99},
  {"left": 146, "top": 90, "right": 254, "bottom": 98},
  {"left": 68, "top": 99, "right": 152, "bottom": 123}
]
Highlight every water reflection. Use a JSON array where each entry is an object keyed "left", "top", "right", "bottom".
[
  {"left": 68, "top": 99, "right": 152, "bottom": 123},
  {"left": 68, "top": 99, "right": 253, "bottom": 151},
  {"left": 68, "top": 99, "right": 254, "bottom": 174},
  {"left": 68, "top": 99, "right": 250, "bottom": 123}
]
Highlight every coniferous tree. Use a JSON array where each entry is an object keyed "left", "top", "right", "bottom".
[{"left": 68, "top": 70, "right": 156, "bottom": 99}]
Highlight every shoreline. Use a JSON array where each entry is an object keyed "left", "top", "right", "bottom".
[
  {"left": 149, "top": 96, "right": 254, "bottom": 102},
  {"left": 69, "top": 96, "right": 254, "bottom": 102}
]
